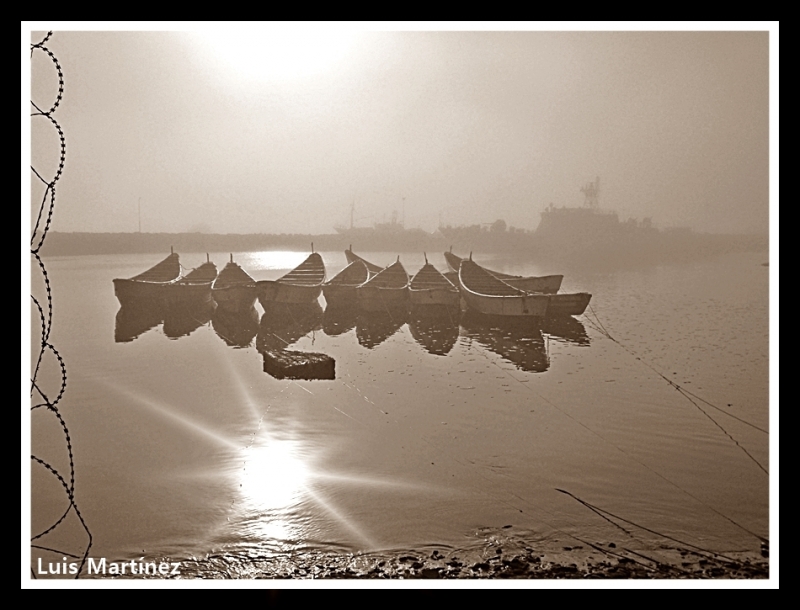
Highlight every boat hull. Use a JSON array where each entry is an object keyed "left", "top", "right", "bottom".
[
  {"left": 460, "top": 289, "right": 549, "bottom": 317},
  {"left": 322, "top": 284, "right": 359, "bottom": 308},
  {"left": 409, "top": 288, "right": 460, "bottom": 308},
  {"left": 213, "top": 285, "right": 257, "bottom": 314},
  {"left": 257, "top": 280, "right": 322, "bottom": 306},
  {"left": 546, "top": 292, "right": 592, "bottom": 316},
  {"left": 163, "top": 282, "right": 214, "bottom": 308},
  {"left": 357, "top": 286, "right": 409, "bottom": 312},
  {"left": 113, "top": 279, "right": 169, "bottom": 308}
]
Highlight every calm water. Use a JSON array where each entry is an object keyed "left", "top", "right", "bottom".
[{"left": 29, "top": 249, "right": 770, "bottom": 576}]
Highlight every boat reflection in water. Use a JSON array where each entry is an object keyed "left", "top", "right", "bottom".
[
  {"left": 257, "top": 302, "right": 323, "bottom": 352},
  {"left": 408, "top": 306, "right": 460, "bottom": 356},
  {"left": 162, "top": 300, "right": 217, "bottom": 340},
  {"left": 114, "top": 303, "right": 164, "bottom": 343},
  {"left": 459, "top": 311, "right": 549, "bottom": 373},
  {"left": 212, "top": 306, "right": 260, "bottom": 348},
  {"left": 541, "top": 315, "right": 590, "bottom": 347},
  {"left": 322, "top": 305, "right": 358, "bottom": 337},
  {"left": 355, "top": 308, "right": 408, "bottom": 349}
]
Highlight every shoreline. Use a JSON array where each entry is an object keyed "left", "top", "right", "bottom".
[{"left": 62, "top": 540, "right": 769, "bottom": 580}]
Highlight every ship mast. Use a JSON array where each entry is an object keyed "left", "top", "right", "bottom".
[{"left": 581, "top": 176, "right": 600, "bottom": 208}]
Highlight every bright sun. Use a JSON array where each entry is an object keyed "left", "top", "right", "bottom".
[{"left": 197, "top": 27, "right": 359, "bottom": 82}]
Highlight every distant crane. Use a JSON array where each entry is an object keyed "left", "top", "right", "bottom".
[
  {"left": 581, "top": 176, "right": 600, "bottom": 208},
  {"left": 349, "top": 199, "right": 355, "bottom": 230}
]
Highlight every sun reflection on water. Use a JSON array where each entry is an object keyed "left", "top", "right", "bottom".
[
  {"left": 239, "top": 437, "right": 311, "bottom": 510},
  {"left": 243, "top": 251, "right": 310, "bottom": 273},
  {"left": 95, "top": 370, "right": 437, "bottom": 552}
]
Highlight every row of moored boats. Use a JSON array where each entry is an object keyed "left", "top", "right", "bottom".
[{"left": 112, "top": 247, "right": 591, "bottom": 318}]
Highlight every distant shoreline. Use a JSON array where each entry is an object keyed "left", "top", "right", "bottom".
[{"left": 35, "top": 231, "right": 768, "bottom": 270}]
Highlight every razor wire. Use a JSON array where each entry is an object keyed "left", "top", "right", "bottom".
[{"left": 30, "top": 31, "right": 92, "bottom": 579}]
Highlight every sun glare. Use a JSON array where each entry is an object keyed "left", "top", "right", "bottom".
[
  {"left": 239, "top": 439, "right": 311, "bottom": 510},
  {"left": 198, "top": 28, "right": 359, "bottom": 82}
]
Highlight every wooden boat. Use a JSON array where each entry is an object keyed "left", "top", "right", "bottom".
[
  {"left": 458, "top": 257, "right": 549, "bottom": 317},
  {"left": 212, "top": 255, "right": 257, "bottom": 314},
  {"left": 409, "top": 257, "right": 459, "bottom": 308},
  {"left": 356, "top": 258, "right": 409, "bottom": 312},
  {"left": 163, "top": 255, "right": 217, "bottom": 308},
  {"left": 344, "top": 246, "right": 384, "bottom": 275},
  {"left": 256, "top": 251, "right": 326, "bottom": 306},
  {"left": 444, "top": 250, "right": 563, "bottom": 294},
  {"left": 113, "top": 249, "right": 181, "bottom": 308},
  {"left": 322, "top": 259, "right": 371, "bottom": 308},
  {"left": 546, "top": 292, "right": 592, "bottom": 317}
]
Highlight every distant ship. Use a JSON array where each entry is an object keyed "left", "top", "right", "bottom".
[
  {"left": 532, "top": 176, "right": 660, "bottom": 248},
  {"left": 334, "top": 204, "right": 430, "bottom": 249},
  {"left": 335, "top": 207, "right": 418, "bottom": 237},
  {"left": 437, "top": 177, "right": 756, "bottom": 265}
]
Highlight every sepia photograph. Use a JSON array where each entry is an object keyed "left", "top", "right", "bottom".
[{"left": 25, "top": 22, "right": 776, "bottom": 587}]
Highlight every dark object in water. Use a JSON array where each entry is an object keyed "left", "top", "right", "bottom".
[{"left": 262, "top": 350, "right": 335, "bottom": 380}]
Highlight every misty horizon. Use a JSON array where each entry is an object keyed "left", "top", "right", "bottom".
[{"left": 29, "top": 28, "right": 769, "bottom": 237}]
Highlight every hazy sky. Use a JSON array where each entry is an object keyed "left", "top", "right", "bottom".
[{"left": 27, "top": 24, "right": 772, "bottom": 235}]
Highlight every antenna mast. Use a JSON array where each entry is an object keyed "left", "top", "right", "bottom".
[{"left": 581, "top": 176, "right": 600, "bottom": 208}]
